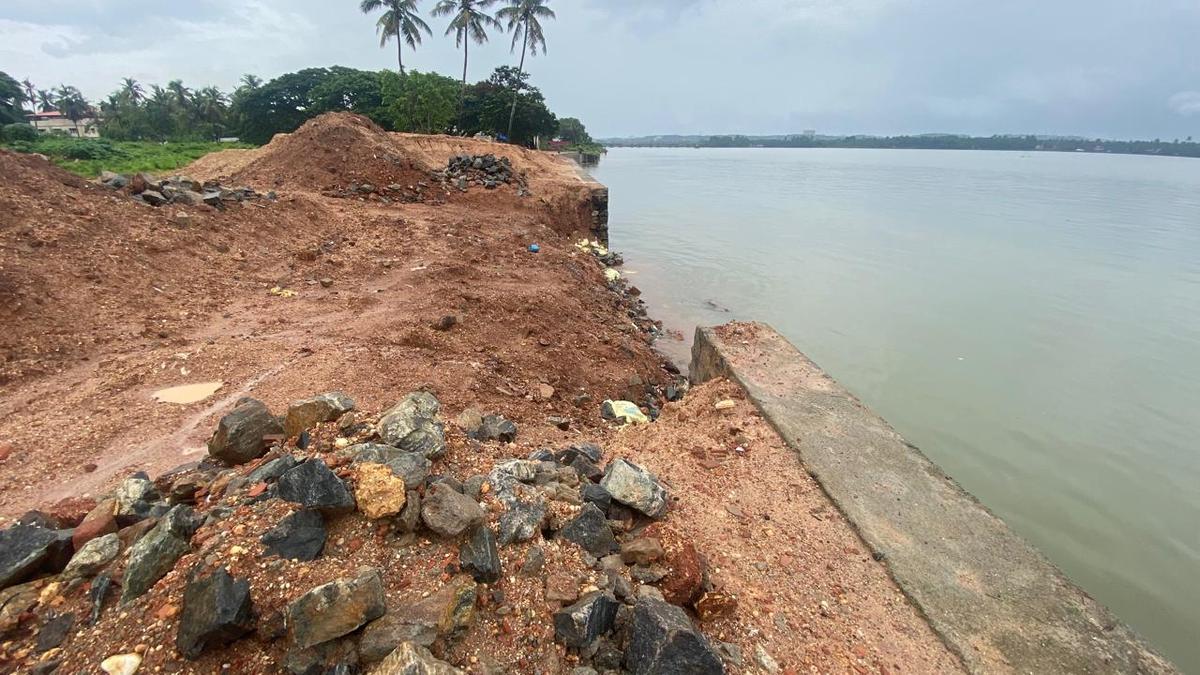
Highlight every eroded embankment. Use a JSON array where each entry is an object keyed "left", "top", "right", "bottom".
[{"left": 0, "top": 113, "right": 959, "bottom": 674}]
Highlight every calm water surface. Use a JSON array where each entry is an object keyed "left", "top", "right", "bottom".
[{"left": 588, "top": 148, "right": 1200, "bottom": 670}]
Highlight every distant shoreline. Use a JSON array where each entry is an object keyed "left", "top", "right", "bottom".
[{"left": 599, "top": 135, "right": 1200, "bottom": 159}]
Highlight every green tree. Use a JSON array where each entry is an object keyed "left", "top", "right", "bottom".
[
  {"left": 21, "top": 78, "right": 37, "bottom": 129},
  {"left": 360, "top": 0, "right": 432, "bottom": 74},
  {"left": 310, "top": 67, "right": 388, "bottom": 122},
  {"left": 557, "top": 117, "right": 589, "bottom": 144},
  {"left": 121, "top": 77, "right": 145, "bottom": 103},
  {"left": 54, "top": 85, "right": 92, "bottom": 135},
  {"left": 380, "top": 69, "right": 459, "bottom": 133},
  {"left": 431, "top": 0, "right": 502, "bottom": 87},
  {"left": 0, "top": 72, "right": 26, "bottom": 125},
  {"left": 459, "top": 67, "right": 555, "bottom": 145},
  {"left": 496, "top": 0, "right": 553, "bottom": 140},
  {"left": 36, "top": 89, "right": 56, "bottom": 113}
]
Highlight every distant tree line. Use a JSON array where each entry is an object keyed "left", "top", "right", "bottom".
[{"left": 607, "top": 133, "right": 1200, "bottom": 159}]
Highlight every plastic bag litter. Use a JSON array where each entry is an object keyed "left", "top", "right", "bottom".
[{"left": 601, "top": 399, "right": 649, "bottom": 425}]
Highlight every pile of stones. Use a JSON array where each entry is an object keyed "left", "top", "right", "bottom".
[
  {"left": 439, "top": 154, "right": 528, "bottom": 193},
  {"left": 0, "top": 389, "right": 729, "bottom": 675},
  {"left": 97, "top": 172, "right": 271, "bottom": 209}
]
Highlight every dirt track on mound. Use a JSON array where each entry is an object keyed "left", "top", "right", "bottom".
[{"left": 0, "top": 114, "right": 960, "bottom": 673}]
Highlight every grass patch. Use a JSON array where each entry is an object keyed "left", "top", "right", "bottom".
[{"left": 1, "top": 137, "right": 255, "bottom": 178}]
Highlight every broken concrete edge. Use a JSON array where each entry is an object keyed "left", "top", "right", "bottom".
[{"left": 689, "top": 322, "right": 1178, "bottom": 675}]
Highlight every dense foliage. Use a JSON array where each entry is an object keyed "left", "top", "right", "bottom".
[
  {"left": 0, "top": 135, "right": 251, "bottom": 177},
  {"left": 0, "top": 72, "right": 25, "bottom": 125}
]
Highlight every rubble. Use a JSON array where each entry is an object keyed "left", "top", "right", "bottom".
[
  {"left": 287, "top": 568, "right": 386, "bottom": 650},
  {"left": 440, "top": 154, "right": 527, "bottom": 193},
  {"left": 98, "top": 171, "right": 270, "bottom": 210},
  {"left": 175, "top": 568, "right": 254, "bottom": 659}
]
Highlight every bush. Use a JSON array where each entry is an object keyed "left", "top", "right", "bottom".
[
  {"left": 1, "top": 123, "right": 37, "bottom": 143},
  {"left": 54, "top": 138, "right": 121, "bottom": 161}
]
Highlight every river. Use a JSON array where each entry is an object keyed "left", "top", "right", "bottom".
[{"left": 587, "top": 147, "right": 1200, "bottom": 670}]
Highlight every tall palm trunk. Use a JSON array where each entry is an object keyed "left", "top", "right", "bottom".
[
  {"left": 398, "top": 38, "right": 405, "bottom": 74},
  {"left": 506, "top": 26, "right": 529, "bottom": 142},
  {"left": 461, "top": 38, "right": 470, "bottom": 87}
]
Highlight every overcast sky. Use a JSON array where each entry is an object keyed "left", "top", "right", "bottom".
[{"left": 3, "top": 0, "right": 1199, "bottom": 139}]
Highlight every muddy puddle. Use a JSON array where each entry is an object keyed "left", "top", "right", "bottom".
[{"left": 152, "top": 381, "right": 223, "bottom": 404}]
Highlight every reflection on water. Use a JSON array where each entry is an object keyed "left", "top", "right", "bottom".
[
  {"left": 152, "top": 381, "right": 223, "bottom": 404},
  {"left": 589, "top": 148, "right": 1200, "bottom": 670}
]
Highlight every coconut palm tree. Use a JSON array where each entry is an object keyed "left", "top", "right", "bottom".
[
  {"left": 36, "top": 89, "right": 56, "bottom": 113},
  {"left": 496, "top": 0, "right": 554, "bottom": 140},
  {"left": 54, "top": 85, "right": 90, "bottom": 136},
  {"left": 360, "top": 0, "right": 432, "bottom": 74},
  {"left": 120, "top": 77, "right": 145, "bottom": 103},
  {"left": 21, "top": 78, "right": 36, "bottom": 129},
  {"left": 431, "top": 0, "right": 501, "bottom": 87},
  {"left": 240, "top": 74, "right": 263, "bottom": 90}
]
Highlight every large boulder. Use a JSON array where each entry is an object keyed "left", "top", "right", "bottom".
[
  {"left": 288, "top": 568, "right": 386, "bottom": 650},
  {"left": 0, "top": 525, "right": 69, "bottom": 590},
  {"left": 261, "top": 509, "right": 326, "bottom": 561},
  {"left": 176, "top": 568, "right": 254, "bottom": 659},
  {"left": 284, "top": 392, "right": 355, "bottom": 438},
  {"left": 600, "top": 459, "right": 668, "bottom": 519},
  {"left": 120, "top": 505, "right": 201, "bottom": 603},
  {"left": 278, "top": 460, "right": 356, "bottom": 515},
  {"left": 624, "top": 597, "right": 724, "bottom": 675},
  {"left": 112, "top": 475, "right": 160, "bottom": 526},
  {"left": 370, "top": 642, "right": 465, "bottom": 674},
  {"left": 560, "top": 503, "right": 618, "bottom": 556},
  {"left": 420, "top": 484, "right": 485, "bottom": 537},
  {"left": 553, "top": 591, "right": 619, "bottom": 649},
  {"left": 208, "top": 399, "right": 284, "bottom": 465},
  {"left": 377, "top": 392, "right": 446, "bottom": 459}
]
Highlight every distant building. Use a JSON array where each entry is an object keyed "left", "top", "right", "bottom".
[{"left": 25, "top": 111, "right": 100, "bottom": 138}]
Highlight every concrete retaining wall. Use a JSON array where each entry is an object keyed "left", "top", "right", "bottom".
[{"left": 691, "top": 322, "right": 1177, "bottom": 674}]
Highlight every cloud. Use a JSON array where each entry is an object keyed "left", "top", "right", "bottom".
[{"left": 1169, "top": 91, "right": 1200, "bottom": 117}]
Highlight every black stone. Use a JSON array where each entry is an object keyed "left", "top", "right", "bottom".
[
  {"left": 560, "top": 503, "right": 618, "bottom": 556},
  {"left": 569, "top": 455, "right": 603, "bottom": 483},
  {"left": 207, "top": 398, "right": 284, "bottom": 465},
  {"left": 580, "top": 483, "right": 612, "bottom": 512},
  {"left": 458, "top": 524, "right": 501, "bottom": 583},
  {"left": 36, "top": 613, "right": 74, "bottom": 652},
  {"left": 553, "top": 591, "right": 619, "bottom": 649},
  {"left": 467, "top": 414, "right": 518, "bottom": 443},
  {"left": 262, "top": 510, "right": 327, "bottom": 561},
  {"left": 557, "top": 443, "right": 603, "bottom": 465},
  {"left": 0, "top": 525, "right": 65, "bottom": 590},
  {"left": 624, "top": 597, "right": 724, "bottom": 675},
  {"left": 498, "top": 499, "right": 547, "bottom": 545},
  {"left": 278, "top": 461, "right": 355, "bottom": 515},
  {"left": 176, "top": 568, "right": 254, "bottom": 659},
  {"left": 89, "top": 572, "right": 112, "bottom": 625},
  {"left": 248, "top": 455, "right": 299, "bottom": 484}
]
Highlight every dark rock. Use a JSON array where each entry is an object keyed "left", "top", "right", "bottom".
[
  {"left": 397, "top": 490, "right": 422, "bottom": 533},
  {"left": 553, "top": 591, "right": 619, "bottom": 649},
  {"left": 141, "top": 190, "right": 167, "bottom": 206},
  {"left": 284, "top": 392, "right": 355, "bottom": 438},
  {"left": 208, "top": 399, "right": 284, "bottom": 465},
  {"left": 624, "top": 597, "right": 724, "bottom": 675},
  {"left": 350, "top": 444, "right": 431, "bottom": 489},
  {"left": 89, "top": 572, "right": 112, "bottom": 624},
  {"left": 568, "top": 456, "right": 603, "bottom": 483},
  {"left": 262, "top": 510, "right": 327, "bottom": 561},
  {"left": 113, "top": 476, "right": 160, "bottom": 526},
  {"left": 420, "top": 483, "right": 484, "bottom": 537},
  {"left": 560, "top": 503, "right": 618, "bottom": 556},
  {"left": 288, "top": 568, "right": 386, "bottom": 650},
  {"left": 520, "top": 545, "right": 545, "bottom": 577},
  {"left": 30, "top": 660, "right": 61, "bottom": 675},
  {"left": 621, "top": 538, "right": 665, "bottom": 566},
  {"left": 36, "top": 612, "right": 74, "bottom": 652},
  {"left": 428, "top": 475, "right": 463, "bottom": 493},
  {"left": 580, "top": 483, "right": 612, "bottom": 512},
  {"left": 377, "top": 392, "right": 447, "bottom": 459},
  {"left": 458, "top": 524, "right": 501, "bottom": 583},
  {"left": 176, "top": 568, "right": 254, "bottom": 659},
  {"left": 462, "top": 475, "right": 487, "bottom": 501},
  {"left": 120, "top": 506, "right": 197, "bottom": 603},
  {"left": 557, "top": 443, "right": 603, "bottom": 465},
  {"left": 600, "top": 459, "right": 669, "bottom": 519},
  {"left": 528, "top": 448, "right": 555, "bottom": 462},
  {"left": 278, "top": 461, "right": 356, "bottom": 515},
  {"left": 497, "top": 499, "right": 546, "bottom": 545},
  {"left": 248, "top": 455, "right": 299, "bottom": 484},
  {"left": 467, "top": 414, "right": 517, "bottom": 443},
  {"left": 0, "top": 524, "right": 66, "bottom": 590},
  {"left": 360, "top": 612, "right": 438, "bottom": 663}
]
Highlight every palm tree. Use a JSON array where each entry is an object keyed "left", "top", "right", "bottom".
[
  {"left": 120, "top": 77, "right": 144, "bottom": 103},
  {"left": 496, "top": 0, "right": 553, "bottom": 140},
  {"left": 166, "top": 80, "right": 191, "bottom": 108},
  {"left": 54, "top": 85, "right": 90, "bottom": 136},
  {"left": 239, "top": 74, "right": 263, "bottom": 90},
  {"left": 36, "top": 89, "right": 56, "bottom": 113},
  {"left": 21, "top": 78, "right": 36, "bottom": 129},
  {"left": 431, "top": 0, "right": 502, "bottom": 87},
  {"left": 360, "top": 0, "right": 432, "bottom": 74}
]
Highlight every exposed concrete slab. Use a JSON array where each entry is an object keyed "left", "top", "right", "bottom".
[{"left": 691, "top": 322, "right": 1176, "bottom": 674}]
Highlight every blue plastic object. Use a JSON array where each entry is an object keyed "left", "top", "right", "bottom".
[{"left": 528, "top": 243, "right": 540, "bottom": 253}]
